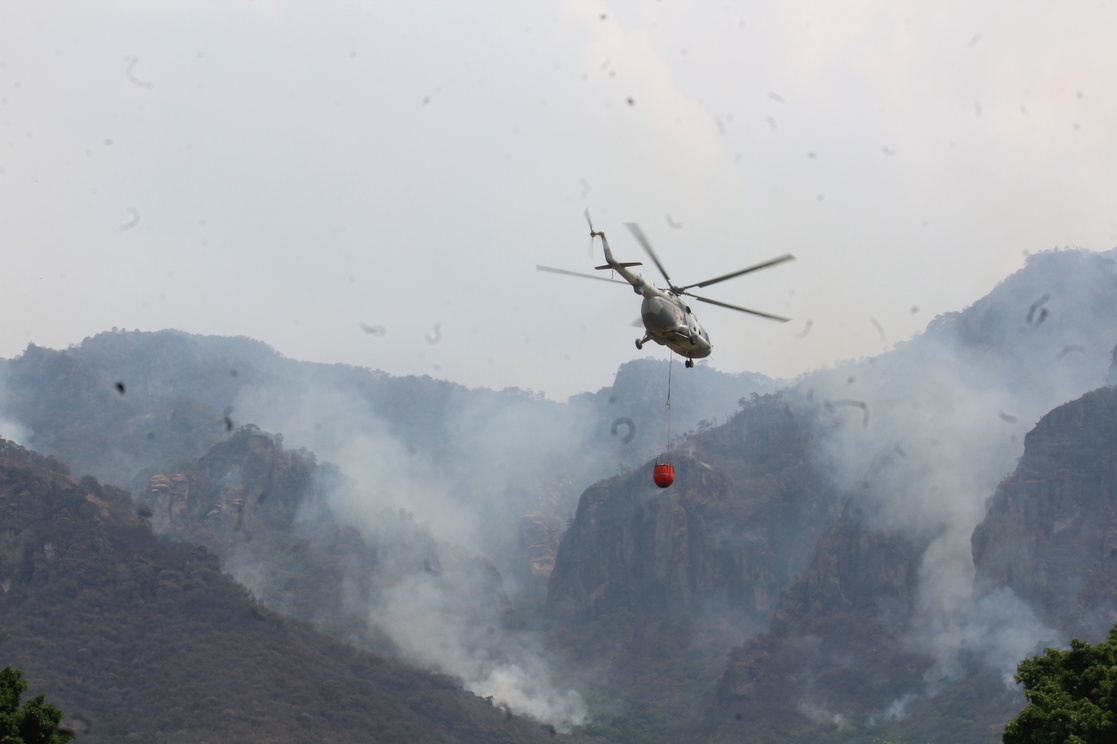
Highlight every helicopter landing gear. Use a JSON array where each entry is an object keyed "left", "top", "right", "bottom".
[
  {"left": 636, "top": 334, "right": 651, "bottom": 350},
  {"left": 685, "top": 358, "right": 694, "bottom": 368}
]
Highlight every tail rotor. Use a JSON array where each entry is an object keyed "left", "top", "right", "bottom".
[{"left": 585, "top": 209, "right": 601, "bottom": 256}]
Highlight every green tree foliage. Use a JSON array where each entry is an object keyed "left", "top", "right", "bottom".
[
  {"left": 1003, "top": 624, "right": 1117, "bottom": 744},
  {"left": 0, "top": 666, "right": 73, "bottom": 744}
]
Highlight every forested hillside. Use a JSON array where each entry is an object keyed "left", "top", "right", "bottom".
[{"left": 0, "top": 437, "right": 585, "bottom": 743}]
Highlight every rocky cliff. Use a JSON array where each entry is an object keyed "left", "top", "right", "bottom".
[
  {"left": 543, "top": 392, "right": 843, "bottom": 739},
  {"left": 973, "top": 385, "right": 1117, "bottom": 639},
  {"left": 547, "top": 392, "right": 834, "bottom": 625},
  {"left": 146, "top": 426, "right": 321, "bottom": 535},
  {"left": 708, "top": 511, "right": 944, "bottom": 743}
]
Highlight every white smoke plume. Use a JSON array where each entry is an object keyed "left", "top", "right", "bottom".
[
  {"left": 231, "top": 380, "right": 592, "bottom": 727},
  {"left": 373, "top": 571, "right": 588, "bottom": 730},
  {"left": 804, "top": 248, "right": 1117, "bottom": 691},
  {"left": 0, "top": 375, "right": 28, "bottom": 446},
  {"left": 0, "top": 416, "right": 27, "bottom": 447}
]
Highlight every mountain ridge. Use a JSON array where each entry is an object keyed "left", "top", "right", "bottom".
[{"left": 3, "top": 247, "right": 1117, "bottom": 741}]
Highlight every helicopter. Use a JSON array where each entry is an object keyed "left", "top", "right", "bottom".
[{"left": 538, "top": 212, "right": 794, "bottom": 368}]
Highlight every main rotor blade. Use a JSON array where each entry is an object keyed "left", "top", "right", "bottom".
[
  {"left": 677, "top": 254, "right": 795, "bottom": 292},
  {"left": 686, "top": 292, "right": 791, "bottom": 322},
  {"left": 624, "top": 223, "right": 672, "bottom": 286},
  {"left": 537, "top": 265, "right": 628, "bottom": 285}
]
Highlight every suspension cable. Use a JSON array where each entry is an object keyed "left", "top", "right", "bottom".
[{"left": 663, "top": 353, "right": 673, "bottom": 462}]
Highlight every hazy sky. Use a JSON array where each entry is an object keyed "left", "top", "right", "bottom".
[{"left": 3, "top": 1, "right": 1116, "bottom": 399}]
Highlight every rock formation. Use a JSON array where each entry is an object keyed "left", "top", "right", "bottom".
[
  {"left": 547, "top": 392, "right": 836, "bottom": 625},
  {"left": 973, "top": 385, "right": 1117, "bottom": 639}
]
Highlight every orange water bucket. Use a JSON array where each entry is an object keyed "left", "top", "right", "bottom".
[{"left": 652, "top": 463, "right": 675, "bottom": 488}]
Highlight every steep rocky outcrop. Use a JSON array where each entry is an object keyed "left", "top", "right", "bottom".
[
  {"left": 543, "top": 393, "right": 841, "bottom": 739},
  {"left": 547, "top": 393, "right": 835, "bottom": 625},
  {"left": 146, "top": 426, "right": 321, "bottom": 535},
  {"left": 973, "top": 385, "right": 1117, "bottom": 638},
  {"left": 708, "top": 512, "right": 936, "bottom": 742}
]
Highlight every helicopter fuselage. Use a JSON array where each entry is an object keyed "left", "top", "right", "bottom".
[
  {"left": 596, "top": 231, "right": 712, "bottom": 363},
  {"left": 640, "top": 292, "right": 712, "bottom": 359}
]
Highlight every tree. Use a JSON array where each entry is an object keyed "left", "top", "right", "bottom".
[
  {"left": 1002, "top": 624, "right": 1117, "bottom": 744},
  {"left": 0, "top": 666, "right": 73, "bottom": 744}
]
